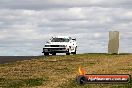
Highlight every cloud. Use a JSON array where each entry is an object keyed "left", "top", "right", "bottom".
[
  {"left": 0, "top": 0, "right": 132, "bottom": 55},
  {"left": 0, "top": 0, "right": 132, "bottom": 9}
]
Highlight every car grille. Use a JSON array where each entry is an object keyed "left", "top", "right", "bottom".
[{"left": 50, "top": 45, "right": 59, "bottom": 47}]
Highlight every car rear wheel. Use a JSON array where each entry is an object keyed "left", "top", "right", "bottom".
[
  {"left": 72, "top": 47, "right": 77, "bottom": 54},
  {"left": 72, "top": 51, "right": 76, "bottom": 54}
]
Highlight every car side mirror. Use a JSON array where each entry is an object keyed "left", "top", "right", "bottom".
[
  {"left": 46, "top": 41, "right": 49, "bottom": 43},
  {"left": 46, "top": 40, "right": 50, "bottom": 43}
]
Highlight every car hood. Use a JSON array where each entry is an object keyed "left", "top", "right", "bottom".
[{"left": 45, "top": 42, "right": 69, "bottom": 45}]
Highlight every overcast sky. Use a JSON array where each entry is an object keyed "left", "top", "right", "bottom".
[{"left": 0, "top": 0, "right": 132, "bottom": 56}]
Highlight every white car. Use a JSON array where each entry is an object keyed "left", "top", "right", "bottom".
[{"left": 42, "top": 36, "right": 77, "bottom": 55}]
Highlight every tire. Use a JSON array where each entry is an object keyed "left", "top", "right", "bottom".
[
  {"left": 66, "top": 53, "right": 70, "bottom": 55},
  {"left": 52, "top": 53, "right": 56, "bottom": 55},
  {"left": 72, "top": 47, "right": 77, "bottom": 54},
  {"left": 72, "top": 50, "right": 76, "bottom": 54},
  {"left": 44, "top": 52, "right": 49, "bottom": 56}
]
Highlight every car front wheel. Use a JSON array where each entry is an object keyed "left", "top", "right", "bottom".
[
  {"left": 66, "top": 53, "right": 70, "bottom": 55},
  {"left": 44, "top": 52, "right": 49, "bottom": 56},
  {"left": 52, "top": 53, "right": 56, "bottom": 55}
]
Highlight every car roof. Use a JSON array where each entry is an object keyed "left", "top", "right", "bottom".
[{"left": 53, "top": 36, "right": 70, "bottom": 38}]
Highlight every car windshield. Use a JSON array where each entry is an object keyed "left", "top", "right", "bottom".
[{"left": 51, "top": 38, "right": 69, "bottom": 42}]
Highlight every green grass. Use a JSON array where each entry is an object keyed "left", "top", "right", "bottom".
[
  {"left": 0, "top": 53, "right": 132, "bottom": 88},
  {"left": 120, "top": 68, "right": 132, "bottom": 71},
  {"left": 0, "top": 78, "right": 47, "bottom": 88}
]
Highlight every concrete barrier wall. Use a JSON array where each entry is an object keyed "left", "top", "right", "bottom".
[{"left": 108, "top": 31, "right": 119, "bottom": 54}]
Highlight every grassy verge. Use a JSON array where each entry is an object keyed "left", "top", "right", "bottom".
[
  {"left": 0, "top": 78, "right": 46, "bottom": 88},
  {"left": 0, "top": 54, "right": 131, "bottom": 88}
]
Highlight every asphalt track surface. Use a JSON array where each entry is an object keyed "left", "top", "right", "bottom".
[{"left": 0, "top": 56, "right": 44, "bottom": 64}]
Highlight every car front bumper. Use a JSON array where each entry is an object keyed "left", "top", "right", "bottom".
[{"left": 42, "top": 47, "right": 69, "bottom": 53}]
